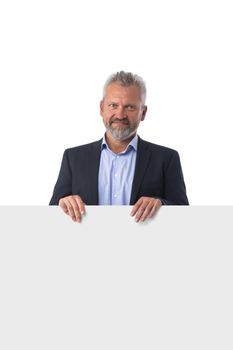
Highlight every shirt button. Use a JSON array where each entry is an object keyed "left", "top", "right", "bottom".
[
  {"left": 114, "top": 194, "right": 117, "bottom": 198},
  {"left": 115, "top": 173, "right": 118, "bottom": 177}
]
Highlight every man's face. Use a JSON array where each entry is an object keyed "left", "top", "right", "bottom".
[{"left": 100, "top": 83, "right": 147, "bottom": 142}]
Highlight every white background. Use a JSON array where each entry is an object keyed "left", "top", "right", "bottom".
[{"left": 0, "top": 0, "right": 232, "bottom": 205}]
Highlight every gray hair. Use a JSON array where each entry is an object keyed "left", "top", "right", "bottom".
[{"left": 103, "top": 71, "right": 147, "bottom": 103}]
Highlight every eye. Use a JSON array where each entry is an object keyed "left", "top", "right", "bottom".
[
  {"left": 126, "top": 105, "right": 135, "bottom": 111},
  {"left": 108, "top": 103, "right": 118, "bottom": 109}
]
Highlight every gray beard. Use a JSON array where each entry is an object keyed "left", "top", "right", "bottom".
[{"left": 107, "top": 124, "right": 133, "bottom": 141}]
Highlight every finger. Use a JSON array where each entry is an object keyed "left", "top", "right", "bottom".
[
  {"left": 59, "top": 199, "right": 69, "bottom": 215},
  {"left": 74, "top": 195, "right": 86, "bottom": 215},
  {"left": 134, "top": 204, "right": 149, "bottom": 222},
  {"left": 60, "top": 197, "right": 80, "bottom": 222},
  {"left": 68, "top": 197, "right": 82, "bottom": 222},
  {"left": 130, "top": 198, "right": 143, "bottom": 216},
  {"left": 65, "top": 199, "right": 78, "bottom": 221},
  {"left": 138, "top": 202, "right": 155, "bottom": 222},
  {"left": 137, "top": 199, "right": 162, "bottom": 223},
  {"left": 148, "top": 200, "right": 162, "bottom": 219}
]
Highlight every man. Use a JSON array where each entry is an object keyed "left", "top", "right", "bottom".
[{"left": 49, "top": 71, "right": 189, "bottom": 222}]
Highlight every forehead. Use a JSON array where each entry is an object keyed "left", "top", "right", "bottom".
[{"left": 105, "top": 83, "right": 141, "bottom": 102}]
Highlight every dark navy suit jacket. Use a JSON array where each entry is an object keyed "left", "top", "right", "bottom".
[{"left": 49, "top": 136, "right": 189, "bottom": 206}]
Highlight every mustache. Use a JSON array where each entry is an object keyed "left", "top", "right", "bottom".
[{"left": 110, "top": 117, "right": 129, "bottom": 125}]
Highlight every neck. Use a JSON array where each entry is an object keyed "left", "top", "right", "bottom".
[{"left": 105, "top": 132, "right": 136, "bottom": 153}]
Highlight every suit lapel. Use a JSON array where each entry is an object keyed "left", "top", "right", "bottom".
[
  {"left": 87, "top": 139, "right": 102, "bottom": 205},
  {"left": 130, "top": 137, "right": 152, "bottom": 205}
]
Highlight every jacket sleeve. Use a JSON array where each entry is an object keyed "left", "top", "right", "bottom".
[
  {"left": 161, "top": 151, "right": 189, "bottom": 205},
  {"left": 49, "top": 150, "right": 72, "bottom": 205}
]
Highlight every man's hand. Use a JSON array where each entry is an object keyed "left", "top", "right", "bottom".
[
  {"left": 130, "top": 197, "right": 162, "bottom": 223},
  {"left": 59, "top": 195, "right": 86, "bottom": 222},
  {"left": 59, "top": 195, "right": 161, "bottom": 223}
]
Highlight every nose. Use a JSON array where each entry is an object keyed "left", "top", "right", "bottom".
[{"left": 116, "top": 106, "right": 126, "bottom": 119}]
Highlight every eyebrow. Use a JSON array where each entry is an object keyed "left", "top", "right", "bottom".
[{"left": 108, "top": 102, "right": 136, "bottom": 107}]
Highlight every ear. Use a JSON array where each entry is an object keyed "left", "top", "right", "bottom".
[
  {"left": 100, "top": 100, "right": 104, "bottom": 116},
  {"left": 141, "top": 105, "right": 147, "bottom": 121}
]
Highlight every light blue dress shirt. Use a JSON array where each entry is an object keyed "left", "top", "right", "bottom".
[{"left": 98, "top": 134, "right": 138, "bottom": 205}]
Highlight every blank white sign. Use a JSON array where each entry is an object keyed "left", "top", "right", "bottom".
[{"left": 0, "top": 206, "right": 232, "bottom": 349}]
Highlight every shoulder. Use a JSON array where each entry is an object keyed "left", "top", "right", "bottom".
[
  {"left": 138, "top": 137, "right": 179, "bottom": 158},
  {"left": 64, "top": 139, "right": 102, "bottom": 157}
]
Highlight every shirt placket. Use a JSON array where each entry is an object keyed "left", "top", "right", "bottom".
[{"left": 112, "top": 154, "right": 121, "bottom": 204}]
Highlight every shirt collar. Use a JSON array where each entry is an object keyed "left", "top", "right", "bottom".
[{"left": 101, "top": 134, "right": 138, "bottom": 153}]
